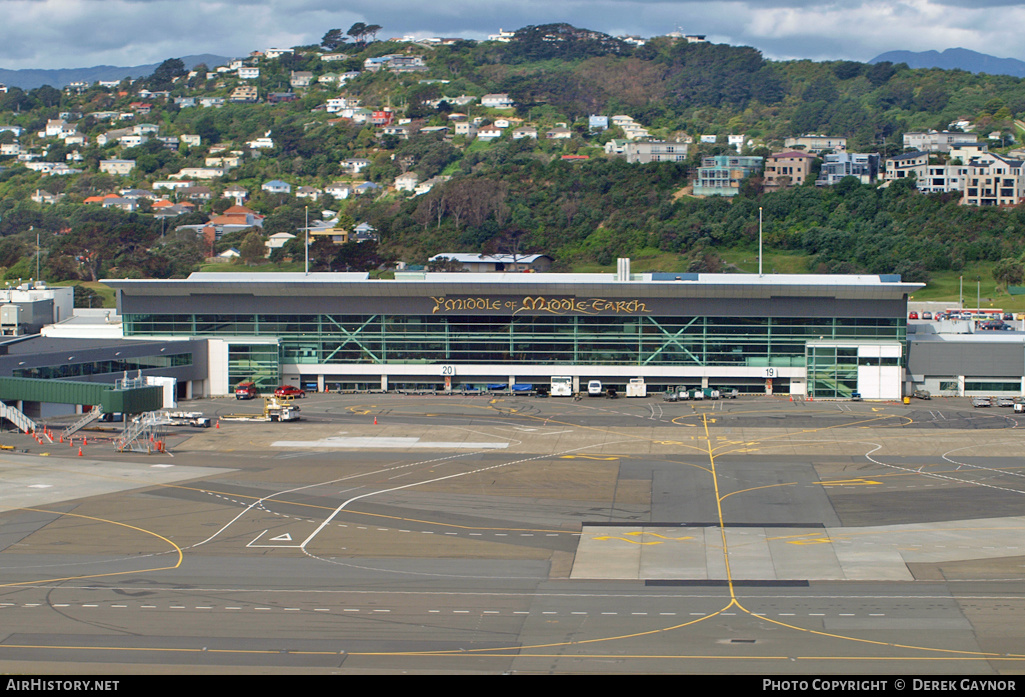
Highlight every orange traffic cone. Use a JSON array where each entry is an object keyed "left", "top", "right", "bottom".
[
  {"left": 216, "top": 420, "right": 220, "bottom": 429},
  {"left": 78, "top": 447, "right": 82, "bottom": 457},
  {"left": 373, "top": 416, "right": 378, "bottom": 425}
]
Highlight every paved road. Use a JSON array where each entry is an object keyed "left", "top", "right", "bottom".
[{"left": 2, "top": 394, "right": 1024, "bottom": 673}]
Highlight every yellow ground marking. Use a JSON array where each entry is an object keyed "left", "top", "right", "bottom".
[
  {"left": 560, "top": 454, "right": 619, "bottom": 460},
  {"left": 592, "top": 532, "right": 695, "bottom": 545},
  {"left": 0, "top": 507, "right": 183, "bottom": 588},
  {"left": 820, "top": 478, "right": 883, "bottom": 486},
  {"left": 786, "top": 538, "right": 833, "bottom": 545}
]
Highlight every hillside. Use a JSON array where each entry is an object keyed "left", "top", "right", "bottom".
[
  {"left": 870, "top": 48, "right": 1025, "bottom": 78},
  {"left": 0, "top": 25, "right": 1024, "bottom": 296},
  {"left": 0, "top": 55, "right": 230, "bottom": 90}
]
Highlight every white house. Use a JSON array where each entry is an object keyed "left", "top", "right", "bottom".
[{"left": 262, "top": 179, "right": 292, "bottom": 195}]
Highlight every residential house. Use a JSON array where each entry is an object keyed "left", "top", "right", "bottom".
[
  {"left": 414, "top": 176, "right": 450, "bottom": 196},
  {"left": 247, "top": 137, "right": 274, "bottom": 149},
  {"left": 31, "top": 190, "right": 63, "bottom": 205},
  {"left": 783, "top": 134, "right": 847, "bottom": 154},
  {"left": 326, "top": 97, "right": 361, "bottom": 113},
  {"left": 0, "top": 143, "right": 22, "bottom": 157},
  {"left": 341, "top": 159, "right": 371, "bottom": 175},
  {"left": 180, "top": 186, "right": 213, "bottom": 201},
  {"left": 171, "top": 167, "right": 224, "bottom": 180},
  {"left": 604, "top": 139, "right": 628, "bottom": 155},
  {"left": 229, "top": 86, "right": 259, "bottom": 103},
  {"left": 693, "top": 155, "right": 764, "bottom": 197},
  {"left": 961, "top": 152, "right": 1025, "bottom": 207},
  {"left": 153, "top": 180, "right": 194, "bottom": 192},
  {"left": 371, "top": 110, "right": 394, "bottom": 126},
  {"left": 454, "top": 122, "right": 478, "bottom": 138},
  {"left": 206, "top": 155, "right": 242, "bottom": 170},
  {"left": 763, "top": 151, "right": 817, "bottom": 190},
  {"left": 262, "top": 179, "right": 292, "bottom": 195},
  {"left": 353, "top": 182, "right": 382, "bottom": 196},
  {"left": 295, "top": 186, "right": 322, "bottom": 200},
  {"left": 904, "top": 130, "right": 978, "bottom": 153},
  {"left": 223, "top": 184, "right": 248, "bottom": 205},
  {"left": 815, "top": 153, "right": 880, "bottom": 186},
  {"left": 325, "top": 182, "right": 353, "bottom": 199},
  {"left": 477, "top": 125, "right": 503, "bottom": 140},
  {"left": 382, "top": 124, "right": 413, "bottom": 139},
  {"left": 118, "top": 133, "right": 148, "bottom": 148},
  {"left": 265, "top": 232, "right": 296, "bottom": 253},
  {"left": 589, "top": 115, "right": 609, "bottom": 131},
  {"left": 290, "top": 71, "right": 314, "bottom": 88},
  {"left": 394, "top": 172, "right": 420, "bottom": 191},
  {"left": 512, "top": 126, "right": 538, "bottom": 140},
  {"left": 883, "top": 151, "right": 928, "bottom": 182},
  {"left": 727, "top": 135, "right": 745, "bottom": 152},
  {"left": 918, "top": 163, "right": 969, "bottom": 194},
  {"left": 546, "top": 127, "right": 573, "bottom": 140},
  {"left": 363, "top": 55, "right": 427, "bottom": 73},
  {"left": 99, "top": 159, "right": 136, "bottom": 176},
  {"left": 101, "top": 197, "right": 138, "bottom": 212},
  {"left": 199, "top": 97, "right": 226, "bottom": 108},
  {"left": 481, "top": 93, "right": 514, "bottom": 109},
  {"left": 119, "top": 188, "right": 155, "bottom": 200},
  {"left": 156, "top": 136, "right": 180, "bottom": 151},
  {"left": 623, "top": 141, "right": 689, "bottom": 164},
  {"left": 264, "top": 48, "right": 293, "bottom": 59},
  {"left": 238, "top": 66, "right": 260, "bottom": 80},
  {"left": 267, "top": 93, "right": 299, "bottom": 104},
  {"left": 180, "top": 134, "right": 201, "bottom": 148}
]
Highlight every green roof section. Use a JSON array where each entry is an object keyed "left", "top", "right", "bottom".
[{"left": 0, "top": 377, "right": 163, "bottom": 413}]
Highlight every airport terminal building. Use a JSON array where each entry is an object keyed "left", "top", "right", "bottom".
[{"left": 105, "top": 270, "right": 919, "bottom": 399}]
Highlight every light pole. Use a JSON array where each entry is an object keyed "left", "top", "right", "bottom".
[
  {"left": 758, "top": 207, "right": 763, "bottom": 277},
  {"left": 304, "top": 206, "right": 309, "bottom": 276}
]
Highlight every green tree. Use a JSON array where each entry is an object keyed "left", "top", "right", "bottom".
[{"left": 240, "top": 230, "right": 267, "bottom": 265}]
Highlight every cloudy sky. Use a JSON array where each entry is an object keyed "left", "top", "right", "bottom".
[{"left": 3, "top": 0, "right": 1024, "bottom": 70}]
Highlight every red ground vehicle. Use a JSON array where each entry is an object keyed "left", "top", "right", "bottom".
[
  {"left": 235, "top": 382, "right": 258, "bottom": 400},
  {"left": 274, "top": 385, "right": 306, "bottom": 398}
]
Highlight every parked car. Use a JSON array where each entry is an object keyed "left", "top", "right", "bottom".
[
  {"left": 922, "top": 311, "right": 932, "bottom": 320},
  {"left": 972, "top": 397, "right": 992, "bottom": 408},
  {"left": 274, "top": 385, "right": 306, "bottom": 398},
  {"left": 235, "top": 382, "right": 258, "bottom": 400},
  {"left": 908, "top": 311, "right": 919, "bottom": 320},
  {"left": 587, "top": 380, "right": 603, "bottom": 397},
  {"left": 913, "top": 389, "right": 931, "bottom": 400},
  {"left": 997, "top": 397, "right": 1015, "bottom": 408}
]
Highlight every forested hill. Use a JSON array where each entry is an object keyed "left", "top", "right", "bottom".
[{"left": 1, "top": 25, "right": 1025, "bottom": 289}]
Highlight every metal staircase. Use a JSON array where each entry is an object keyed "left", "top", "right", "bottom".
[
  {"left": 61, "top": 406, "right": 103, "bottom": 439},
  {"left": 0, "top": 401, "right": 37, "bottom": 434},
  {"left": 114, "top": 411, "right": 169, "bottom": 453}
]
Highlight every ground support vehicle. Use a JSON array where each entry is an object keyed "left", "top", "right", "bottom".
[
  {"left": 165, "top": 411, "right": 212, "bottom": 428},
  {"left": 587, "top": 380, "right": 603, "bottom": 397},
  {"left": 550, "top": 376, "right": 573, "bottom": 397},
  {"left": 220, "top": 397, "right": 301, "bottom": 422},
  {"left": 235, "top": 382, "right": 258, "bottom": 400},
  {"left": 626, "top": 378, "right": 647, "bottom": 398}
]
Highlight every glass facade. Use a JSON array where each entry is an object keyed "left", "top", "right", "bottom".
[
  {"left": 228, "top": 343, "right": 280, "bottom": 390},
  {"left": 13, "top": 353, "right": 193, "bottom": 381},
  {"left": 124, "top": 313, "right": 905, "bottom": 369},
  {"left": 807, "top": 345, "right": 901, "bottom": 398}
]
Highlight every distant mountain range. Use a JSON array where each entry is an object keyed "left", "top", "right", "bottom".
[
  {"left": 870, "top": 48, "right": 1025, "bottom": 78},
  {"left": 0, "top": 55, "right": 231, "bottom": 90}
]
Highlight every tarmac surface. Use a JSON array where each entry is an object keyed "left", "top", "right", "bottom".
[{"left": 2, "top": 392, "right": 1025, "bottom": 674}]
